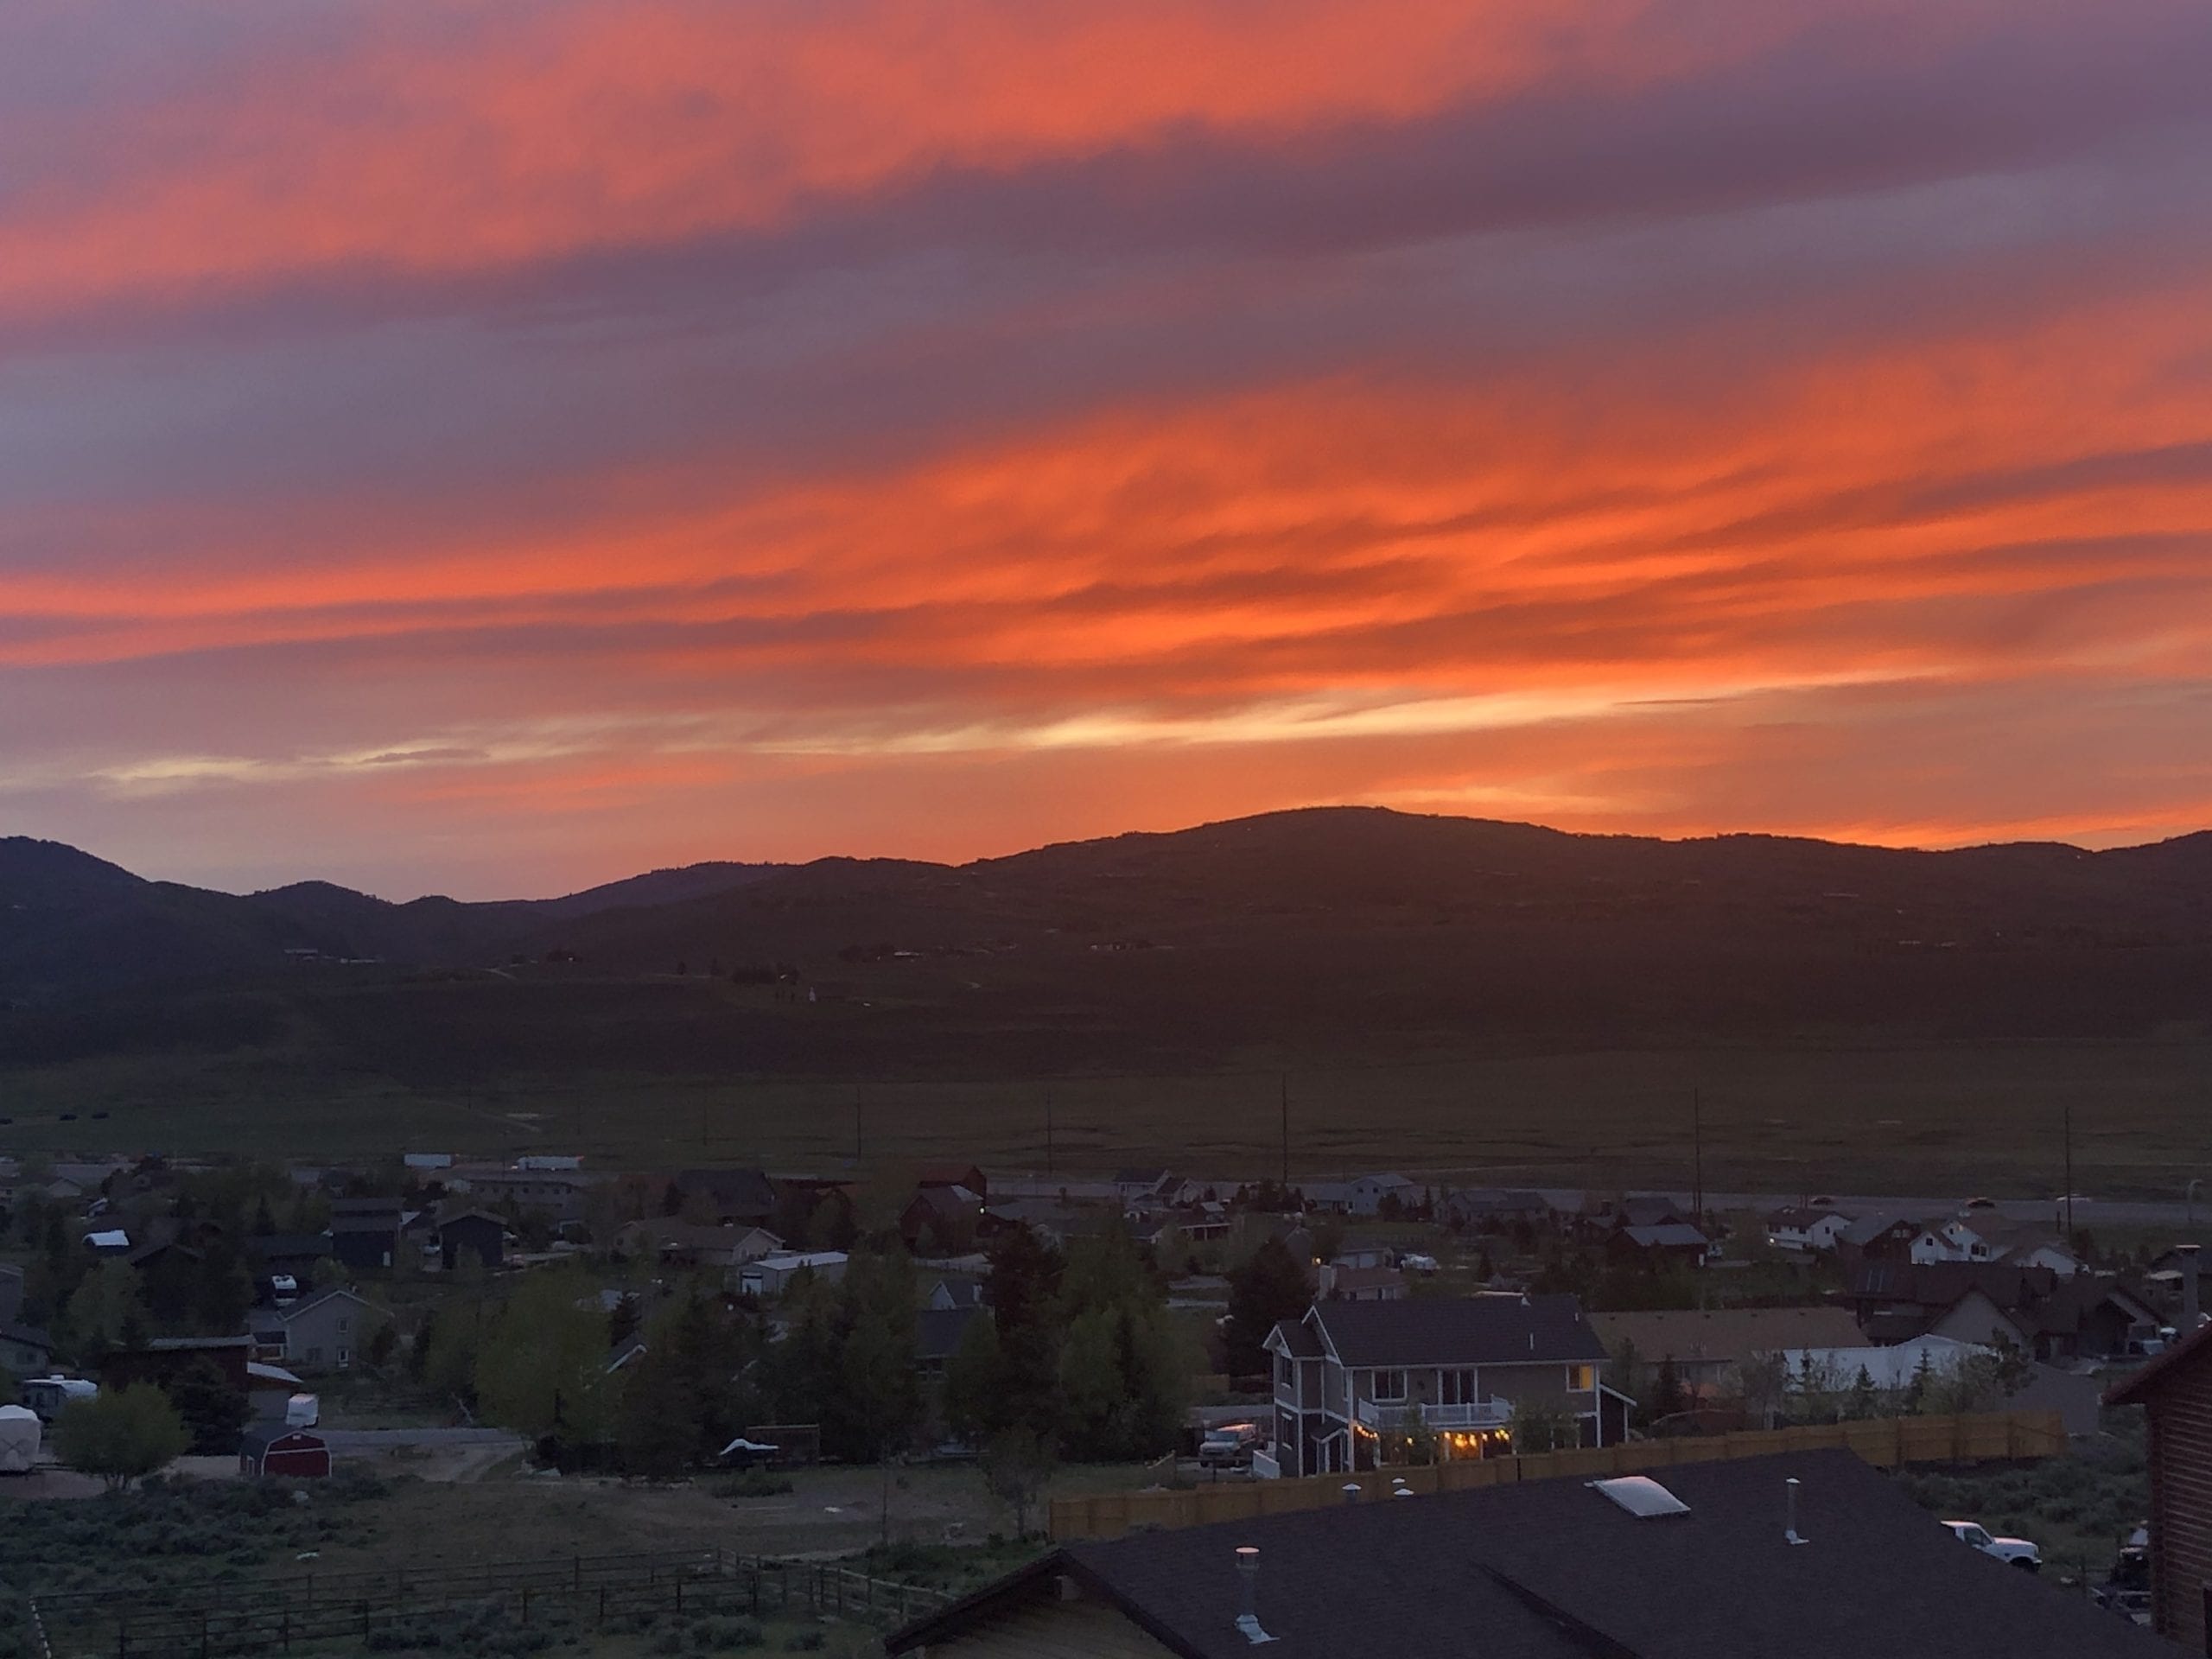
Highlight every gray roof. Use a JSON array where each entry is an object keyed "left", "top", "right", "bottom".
[
  {"left": 1311, "top": 1294, "right": 1605, "bottom": 1368},
  {"left": 1267, "top": 1318, "right": 1325, "bottom": 1360},
  {"left": 891, "top": 1449, "right": 2167, "bottom": 1659},
  {"left": 1623, "top": 1224, "right": 1711, "bottom": 1249}
]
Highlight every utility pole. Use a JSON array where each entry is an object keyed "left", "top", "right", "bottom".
[
  {"left": 854, "top": 1084, "right": 864, "bottom": 1167},
  {"left": 2063, "top": 1101, "right": 2075, "bottom": 1243},
  {"left": 1280, "top": 1073, "right": 1290, "bottom": 1190},
  {"left": 1692, "top": 1089, "right": 1705, "bottom": 1225}
]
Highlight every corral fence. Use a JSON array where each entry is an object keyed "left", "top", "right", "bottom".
[
  {"left": 1050, "top": 1408, "right": 2067, "bottom": 1541},
  {"left": 30, "top": 1548, "right": 950, "bottom": 1659}
]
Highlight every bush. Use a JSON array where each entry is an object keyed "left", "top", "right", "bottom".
[{"left": 781, "top": 1633, "right": 826, "bottom": 1651}]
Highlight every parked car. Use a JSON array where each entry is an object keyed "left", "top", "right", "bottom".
[
  {"left": 1198, "top": 1423, "right": 1263, "bottom": 1470},
  {"left": 1960, "top": 1196, "right": 1998, "bottom": 1212},
  {"left": 1942, "top": 1520, "right": 2041, "bottom": 1571}
]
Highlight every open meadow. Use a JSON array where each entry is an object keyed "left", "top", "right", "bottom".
[{"left": 1, "top": 970, "right": 2208, "bottom": 1196}]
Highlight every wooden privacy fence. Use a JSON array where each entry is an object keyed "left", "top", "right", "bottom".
[
  {"left": 1049, "top": 1409, "right": 2066, "bottom": 1541},
  {"left": 30, "top": 1548, "right": 952, "bottom": 1659}
]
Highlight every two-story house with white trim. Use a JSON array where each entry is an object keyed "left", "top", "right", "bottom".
[{"left": 1263, "top": 1294, "right": 1618, "bottom": 1477}]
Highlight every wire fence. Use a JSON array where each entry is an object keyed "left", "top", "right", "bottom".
[{"left": 30, "top": 1548, "right": 950, "bottom": 1659}]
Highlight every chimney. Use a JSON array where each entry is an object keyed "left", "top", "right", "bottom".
[
  {"left": 2181, "top": 1244, "right": 2202, "bottom": 1333},
  {"left": 1234, "top": 1547, "right": 1276, "bottom": 1645},
  {"left": 1784, "top": 1477, "right": 1808, "bottom": 1546}
]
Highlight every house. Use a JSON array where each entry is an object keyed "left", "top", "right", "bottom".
[
  {"left": 1766, "top": 1206, "right": 1855, "bottom": 1252},
  {"left": 1611, "top": 1223, "right": 1714, "bottom": 1265},
  {"left": 1834, "top": 1262, "right": 2163, "bottom": 1362},
  {"left": 102, "top": 1334, "right": 254, "bottom": 1394},
  {"left": 276, "top": 1288, "right": 384, "bottom": 1371},
  {"left": 1769, "top": 1332, "right": 1985, "bottom": 1393},
  {"left": 1306, "top": 1173, "right": 1425, "bottom": 1217},
  {"left": 1834, "top": 1213, "right": 1928, "bottom": 1263},
  {"left": 900, "top": 1185, "right": 983, "bottom": 1250},
  {"left": 327, "top": 1198, "right": 406, "bottom": 1271},
  {"left": 615, "top": 1220, "right": 782, "bottom": 1270},
  {"left": 238, "top": 1426, "right": 330, "bottom": 1479},
  {"left": 1112, "top": 1168, "right": 1178, "bottom": 1205},
  {"left": 0, "top": 1263, "right": 22, "bottom": 1325},
  {"left": 2107, "top": 1249, "right": 2210, "bottom": 1647},
  {"left": 1329, "top": 1237, "right": 1394, "bottom": 1271},
  {"left": 669, "top": 1168, "right": 779, "bottom": 1227},
  {"left": 1588, "top": 1307, "right": 1867, "bottom": 1403},
  {"left": 736, "top": 1251, "right": 849, "bottom": 1298},
  {"left": 921, "top": 1273, "right": 987, "bottom": 1312},
  {"left": 247, "top": 1233, "right": 334, "bottom": 1281},
  {"left": 402, "top": 1153, "right": 454, "bottom": 1172},
  {"left": 1593, "top": 1195, "right": 1694, "bottom": 1232},
  {"left": 429, "top": 1211, "right": 507, "bottom": 1273},
  {"left": 442, "top": 1164, "right": 592, "bottom": 1221},
  {"left": 84, "top": 1228, "right": 131, "bottom": 1255},
  {"left": 887, "top": 1448, "right": 2164, "bottom": 1659},
  {"left": 918, "top": 1165, "right": 990, "bottom": 1203},
  {"left": 0, "top": 1321, "right": 54, "bottom": 1375},
  {"left": 1263, "top": 1294, "right": 1616, "bottom": 1476},
  {"left": 917, "top": 1306, "right": 990, "bottom": 1378},
  {"left": 1908, "top": 1221, "right": 1997, "bottom": 1265},
  {"left": 1317, "top": 1264, "right": 1407, "bottom": 1303},
  {"left": 1439, "top": 1189, "right": 1554, "bottom": 1233}
]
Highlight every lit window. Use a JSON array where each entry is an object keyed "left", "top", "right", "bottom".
[
  {"left": 1568, "top": 1365, "right": 1595, "bottom": 1391},
  {"left": 1373, "top": 1369, "right": 1408, "bottom": 1402}
]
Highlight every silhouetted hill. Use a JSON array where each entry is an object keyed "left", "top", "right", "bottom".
[{"left": 4, "top": 811, "right": 2210, "bottom": 1058}]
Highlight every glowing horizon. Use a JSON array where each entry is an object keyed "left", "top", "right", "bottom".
[{"left": 4, "top": 0, "right": 2210, "bottom": 899}]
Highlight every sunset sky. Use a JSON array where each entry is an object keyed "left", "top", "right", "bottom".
[{"left": 5, "top": 0, "right": 2211, "bottom": 898}]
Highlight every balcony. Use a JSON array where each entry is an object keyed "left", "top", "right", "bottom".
[{"left": 1353, "top": 1397, "right": 1511, "bottom": 1431}]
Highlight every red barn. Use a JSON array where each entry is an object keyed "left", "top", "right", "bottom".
[{"left": 239, "top": 1426, "right": 330, "bottom": 1478}]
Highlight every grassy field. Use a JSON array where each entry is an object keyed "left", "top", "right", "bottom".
[{"left": 3, "top": 974, "right": 2209, "bottom": 1196}]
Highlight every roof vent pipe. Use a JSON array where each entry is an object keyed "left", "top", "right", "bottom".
[
  {"left": 1784, "top": 1477, "right": 1808, "bottom": 1546},
  {"left": 1342, "top": 1482, "right": 1362, "bottom": 1506},
  {"left": 1234, "top": 1547, "right": 1276, "bottom": 1645}
]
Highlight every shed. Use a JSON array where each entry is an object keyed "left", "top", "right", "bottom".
[{"left": 239, "top": 1426, "right": 330, "bottom": 1478}]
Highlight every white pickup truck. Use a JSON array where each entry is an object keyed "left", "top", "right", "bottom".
[{"left": 1942, "top": 1520, "right": 2042, "bottom": 1571}]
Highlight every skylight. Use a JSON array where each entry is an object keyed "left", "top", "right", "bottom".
[{"left": 1590, "top": 1476, "right": 1691, "bottom": 1517}]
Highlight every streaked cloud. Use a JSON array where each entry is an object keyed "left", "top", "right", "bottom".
[{"left": 3, "top": 0, "right": 2209, "bottom": 893}]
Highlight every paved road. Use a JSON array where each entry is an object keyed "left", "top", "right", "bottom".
[
  {"left": 1532, "top": 1188, "right": 2205, "bottom": 1228},
  {"left": 318, "top": 1427, "right": 524, "bottom": 1452}
]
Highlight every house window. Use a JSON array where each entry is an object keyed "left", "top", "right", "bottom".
[
  {"left": 337, "top": 1317, "right": 350, "bottom": 1333},
  {"left": 336, "top": 1347, "right": 351, "bottom": 1367},
  {"left": 1372, "top": 1369, "right": 1408, "bottom": 1402},
  {"left": 1274, "top": 1354, "right": 1293, "bottom": 1391},
  {"left": 1567, "top": 1364, "right": 1594, "bottom": 1392},
  {"left": 1440, "top": 1368, "right": 1478, "bottom": 1405}
]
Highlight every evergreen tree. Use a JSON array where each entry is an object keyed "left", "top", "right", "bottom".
[
  {"left": 1223, "top": 1238, "right": 1311, "bottom": 1377},
  {"left": 1650, "top": 1354, "right": 1688, "bottom": 1421},
  {"left": 166, "top": 1357, "right": 251, "bottom": 1454}
]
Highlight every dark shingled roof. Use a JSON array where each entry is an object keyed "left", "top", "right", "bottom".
[
  {"left": 1266, "top": 1317, "right": 1325, "bottom": 1360},
  {"left": 890, "top": 1450, "right": 2169, "bottom": 1659},
  {"left": 1312, "top": 1294, "right": 1605, "bottom": 1368}
]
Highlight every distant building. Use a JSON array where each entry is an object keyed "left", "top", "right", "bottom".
[
  {"left": 239, "top": 1426, "right": 330, "bottom": 1479},
  {"left": 1265, "top": 1294, "right": 1617, "bottom": 1476},
  {"left": 736, "top": 1251, "right": 849, "bottom": 1298},
  {"left": 670, "top": 1167, "right": 779, "bottom": 1227},
  {"left": 1588, "top": 1307, "right": 1868, "bottom": 1403}
]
